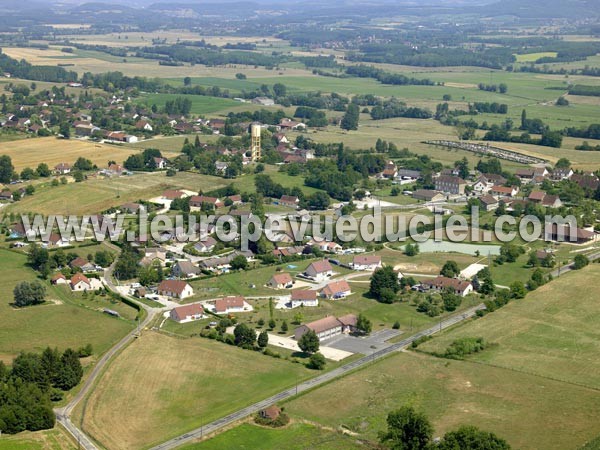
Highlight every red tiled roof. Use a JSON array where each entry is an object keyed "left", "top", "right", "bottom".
[
  {"left": 215, "top": 296, "right": 245, "bottom": 313},
  {"left": 291, "top": 289, "right": 317, "bottom": 301}
]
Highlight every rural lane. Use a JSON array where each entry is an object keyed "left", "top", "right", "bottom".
[{"left": 149, "top": 303, "right": 486, "bottom": 450}]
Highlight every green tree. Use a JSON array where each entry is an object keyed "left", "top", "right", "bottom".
[
  {"left": 442, "top": 291, "right": 462, "bottom": 312},
  {"left": 268, "top": 318, "right": 276, "bottom": 330},
  {"left": 0, "top": 155, "right": 14, "bottom": 183},
  {"left": 36, "top": 163, "right": 51, "bottom": 177},
  {"left": 440, "top": 260, "right": 460, "bottom": 278},
  {"left": 573, "top": 254, "right": 590, "bottom": 270},
  {"left": 510, "top": 281, "right": 527, "bottom": 299},
  {"left": 356, "top": 313, "right": 372, "bottom": 334},
  {"left": 437, "top": 425, "right": 510, "bottom": 450},
  {"left": 13, "top": 281, "right": 46, "bottom": 307},
  {"left": 230, "top": 255, "right": 249, "bottom": 270},
  {"left": 54, "top": 348, "right": 83, "bottom": 391},
  {"left": 379, "top": 406, "right": 433, "bottom": 450},
  {"left": 369, "top": 265, "right": 400, "bottom": 300},
  {"left": 298, "top": 330, "right": 320, "bottom": 353},
  {"left": 257, "top": 330, "right": 269, "bottom": 348},
  {"left": 233, "top": 323, "right": 256, "bottom": 347},
  {"left": 280, "top": 320, "right": 288, "bottom": 333},
  {"left": 308, "top": 352, "right": 326, "bottom": 370},
  {"left": 404, "top": 243, "right": 420, "bottom": 257},
  {"left": 340, "top": 103, "right": 360, "bottom": 131}
]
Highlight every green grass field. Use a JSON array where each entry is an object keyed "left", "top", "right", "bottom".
[
  {"left": 514, "top": 52, "right": 558, "bottom": 62},
  {"left": 0, "top": 428, "right": 77, "bottom": 450},
  {"left": 418, "top": 263, "right": 600, "bottom": 390},
  {"left": 284, "top": 350, "right": 600, "bottom": 450},
  {"left": 183, "top": 423, "right": 362, "bottom": 450},
  {"left": 76, "top": 332, "right": 313, "bottom": 450},
  {"left": 0, "top": 248, "right": 134, "bottom": 363},
  {"left": 5, "top": 171, "right": 229, "bottom": 215},
  {"left": 138, "top": 93, "right": 242, "bottom": 115}
]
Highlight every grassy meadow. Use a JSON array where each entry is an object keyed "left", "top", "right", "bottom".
[
  {"left": 283, "top": 351, "right": 600, "bottom": 450},
  {"left": 0, "top": 248, "right": 134, "bottom": 363},
  {"left": 76, "top": 332, "right": 313, "bottom": 450},
  {"left": 183, "top": 423, "right": 363, "bottom": 450},
  {"left": 418, "top": 263, "right": 600, "bottom": 389}
]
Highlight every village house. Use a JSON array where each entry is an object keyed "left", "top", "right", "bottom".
[
  {"left": 120, "top": 202, "right": 144, "bottom": 214},
  {"left": 352, "top": 255, "right": 382, "bottom": 271},
  {"left": 215, "top": 296, "right": 246, "bottom": 314},
  {"left": 320, "top": 280, "right": 351, "bottom": 299},
  {"left": 551, "top": 168, "right": 574, "bottom": 181},
  {"left": 490, "top": 185, "right": 519, "bottom": 198},
  {"left": 472, "top": 176, "right": 492, "bottom": 194},
  {"left": 153, "top": 157, "right": 167, "bottom": 169},
  {"left": 0, "top": 190, "right": 13, "bottom": 201},
  {"left": 290, "top": 289, "right": 318, "bottom": 308},
  {"left": 194, "top": 236, "right": 217, "bottom": 253},
  {"left": 190, "top": 195, "right": 223, "bottom": 210},
  {"left": 381, "top": 161, "right": 398, "bottom": 179},
  {"left": 515, "top": 167, "right": 548, "bottom": 183},
  {"left": 395, "top": 169, "right": 421, "bottom": 184},
  {"left": 545, "top": 224, "right": 598, "bottom": 244},
  {"left": 171, "top": 260, "right": 201, "bottom": 278},
  {"left": 279, "top": 118, "right": 306, "bottom": 130},
  {"left": 294, "top": 313, "right": 358, "bottom": 341},
  {"left": 252, "top": 97, "right": 275, "bottom": 106},
  {"left": 54, "top": 163, "right": 71, "bottom": 175},
  {"left": 169, "top": 303, "right": 204, "bottom": 323},
  {"left": 571, "top": 173, "right": 600, "bottom": 192},
  {"left": 157, "top": 280, "right": 194, "bottom": 299},
  {"left": 43, "top": 233, "right": 70, "bottom": 248},
  {"left": 412, "top": 189, "right": 445, "bottom": 202},
  {"left": 479, "top": 194, "right": 499, "bottom": 211},
  {"left": 527, "top": 191, "right": 562, "bottom": 208},
  {"left": 161, "top": 190, "right": 187, "bottom": 201},
  {"left": 304, "top": 260, "right": 333, "bottom": 282},
  {"left": 278, "top": 195, "right": 300, "bottom": 209},
  {"left": 267, "top": 272, "right": 294, "bottom": 289},
  {"left": 421, "top": 276, "right": 473, "bottom": 297},
  {"left": 51, "top": 273, "right": 68, "bottom": 285},
  {"left": 69, "top": 257, "right": 96, "bottom": 272},
  {"left": 434, "top": 175, "right": 467, "bottom": 195},
  {"left": 135, "top": 120, "right": 153, "bottom": 131},
  {"left": 69, "top": 273, "right": 102, "bottom": 292}
]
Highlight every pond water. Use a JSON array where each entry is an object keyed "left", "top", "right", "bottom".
[{"left": 404, "top": 240, "right": 501, "bottom": 256}]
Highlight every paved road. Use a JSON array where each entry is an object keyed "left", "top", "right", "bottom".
[
  {"left": 55, "top": 248, "right": 599, "bottom": 450},
  {"left": 54, "top": 261, "right": 163, "bottom": 450},
  {"left": 149, "top": 304, "right": 485, "bottom": 450}
]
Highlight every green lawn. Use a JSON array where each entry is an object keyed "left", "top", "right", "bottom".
[
  {"left": 76, "top": 332, "right": 313, "bottom": 450},
  {"left": 0, "top": 248, "right": 134, "bottom": 363},
  {"left": 284, "top": 351, "right": 600, "bottom": 450},
  {"left": 184, "top": 423, "right": 363, "bottom": 450},
  {"left": 418, "top": 263, "right": 600, "bottom": 390}
]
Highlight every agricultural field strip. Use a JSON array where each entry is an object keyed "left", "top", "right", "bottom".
[{"left": 149, "top": 304, "right": 484, "bottom": 450}]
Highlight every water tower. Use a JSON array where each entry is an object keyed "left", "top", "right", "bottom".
[{"left": 251, "top": 123, "right": 261, "bottom": 161}]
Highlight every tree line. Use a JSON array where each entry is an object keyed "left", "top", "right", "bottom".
[{"left": 0, "top": 347, "right": 85, "bottom": 434}]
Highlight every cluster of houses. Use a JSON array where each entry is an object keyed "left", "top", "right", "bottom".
[{"left": 52, "top": 272, "right": 104, "bottom": 292}]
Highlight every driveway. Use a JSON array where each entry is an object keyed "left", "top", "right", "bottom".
[
  {"left": 266, "top": 333, "right": 353, "bottom": 361},
  {"left": 321, "top": 328, "right": 401, "bottom": 355}
]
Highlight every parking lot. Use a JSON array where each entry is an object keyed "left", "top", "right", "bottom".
[{"left": 321, "top": 329, "right": 401, "bottom": 355}]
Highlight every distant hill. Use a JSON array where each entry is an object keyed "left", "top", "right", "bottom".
[{"left": 478, "top": 0, "right": 600, "bottom": 18}]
